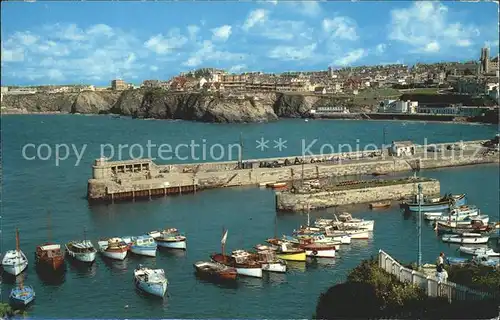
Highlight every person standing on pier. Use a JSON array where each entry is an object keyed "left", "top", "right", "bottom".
[{"left": 436, "top": 252, "right": 448, "bottom": 282}]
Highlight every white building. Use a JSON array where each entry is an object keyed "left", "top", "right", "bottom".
[
  {"left": 311, "top": 106, "right": 350, "bottom": 114},
  {"left": 418, "top": 105, "right": 460, "bottom": 115},
  {"left": 380, "top": 100, "right": 418, "bottom": 113},
  {"left": 389, "top": 141, "right": 415, "bottom": 157},
  {"left": 199, "top": 77, "right": 208, "bottom": 89},
  {"left": 6, "top": 87, "right": 37, "bottom": 95}
]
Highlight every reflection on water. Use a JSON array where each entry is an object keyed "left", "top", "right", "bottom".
[
  {"left": 158, "top": 247, "right": 187, "bottom": 258},
  {"left": 133, "top": 287, "right": 170, "bottom": 312},
  {"left": 100, "top": 256, "right": 128, "bottom": 274},
  {"left": 237, "top": 276, "right": 264, "bottom": 289},
  {"left": 0, "top": 270, "right": 29, "bottom": 285},
  {"left": 194, "top": 273, "right": 239, "bottom": 290},
  {"left": 306, "top": 257, "right": 337, "bottom": 269},
  {"left": 36, "top": 267, "right": 66, "bottom": 286},
  {"left": 67, "top": 259, "right": 97, "bottom": 278},
  {"left": 286, "top": 261, "right": 306, "bottom": 273},
  {"left": 264, "top": 272, "right": 287, "bottom": 286}
]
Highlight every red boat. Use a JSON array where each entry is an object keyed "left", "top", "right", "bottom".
[
  {"left": 35, "top": 243, "right": 65, "bottom": 271},
  {"left": 210, "top": 253, "right": 263, "bottom": 278},
  {"left": 193, "top": 261, "right": 237, "bottom": 281}
]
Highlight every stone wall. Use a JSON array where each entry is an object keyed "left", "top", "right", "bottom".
[{"left": 275, "top": 179, "right": 440, "bottom": 211}]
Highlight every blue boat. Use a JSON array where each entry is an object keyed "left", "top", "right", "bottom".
[
  {"left": 134, "top": 265, "right": 168, "bottom": 297},
  {"left": 404, "top": 194, "right": 466, "bottom": 212},
  {"left": 446, "top": 257, "right": 469, "bottom": 266},
  {"left": 124, "top": 235, "right": 157, "bottom": 257},
  {"left": 9, "top": 285, "right": 35, "bottom": 307}
]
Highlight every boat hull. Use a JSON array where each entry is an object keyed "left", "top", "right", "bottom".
[
  {"left": 2, "top": 262, "right": 28, "bottom": 276},
  {"left": 135, "top": 279, "right": 167, "bottom": 297},
  {"left": 1, "top": 250, "right": 29, "bottom": 276},
  {"left": 261, "top": 262, "right": 287, "bottom": 273},
  {"left": 442, "top": 235, "right": 489, "bottom": 244},
  {"left": 35, "top": 255, "right": 65, "bottom": 272},
  {"left": 156, "top": 240, "right": 187, "bottom": 250},
  {"left": 194, "top": 262, "right": 238, "bottom": 280},
  {"left": 407, "top": 195, "right": 466, "bottom": 212},
  {"left": 9, "top": 287, "right": 35, "bottom": 307},
  {"left": 101, "top": 250, "right": 127, "bottom": 260},
  {"left": 306, "top": 249, "right": 336, "bottom": 258},
  {"left": 276, "top": 252, "right": 306, "bottom": 262},
  {"left": 130, "top": 246, "right": 157, "bottom": 257},
  {"left": 235, "top": 266, "right": 262, "bottom": 278},
  {"left": 459, "top": 247, "right": 500, "bottom": 257},
  {"left": 65, "top": 247, "right": 96, "bottom": 263}
]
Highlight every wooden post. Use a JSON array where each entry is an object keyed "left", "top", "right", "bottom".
[
  {"left": 132, "top": 191, "right": 135, "bottom": 202},
  {"left": 179, "top": 186, "right": 182, "bottom": 195},
  {"left": 164, "top": 187, "right": 167, "bottom": 197},
  {"left": 148, "top": 189, "right": 151, "bottom": 200}
]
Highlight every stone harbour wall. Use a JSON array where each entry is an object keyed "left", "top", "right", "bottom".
[{"left": 275, "top": 179, "right": 440, "bottom": 211}]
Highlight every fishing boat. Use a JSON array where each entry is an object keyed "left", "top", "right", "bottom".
[
  {"left": 9, "top": 284, "right": 35, "bottom": 308},
  {"left": 97, "top": 237, "right": 129, "bottom": 260},
  {"left": 424, "top": 212, "right": 446, "bottom": 221},
  {"left": 403, "top": 193, "right": 466, "bottom": 212},
  {"left": 193, "top": 261, "right": 237, "bottom": 280},
  {"left": 210, "top": 229, "right": 263, "bottom": 278},
  {"left": 434, "top": 221, "right": 493, "bottom": 234},
  {"left": 326, "top": 227, "right": 370, "bottom": 239},
  {"left": 134, "top": 264, "right": 168, "bottom": 297},
  {"left": 256, "top": 250, "right": 287, "bottom": 273},
  {"left": 369, "top": 201, "right": 391, "bottom": 209},
  {"left": 35, "top": 243, "right": 65, "bottom": 272},
  {"left": 456, "top": 215, "right": 489, "bottom": 225},
  {"left": 127, "top": 235, "right": 157, "bottom": 257},
  {"left": 332, "top": 213, "right": 375, "bottom": 231},
  {"left": 442, "top": 233, "right": 489, "bottom": 244},
  {"left": 433, "top": 205, "right": 480, "bottom": 223},
  {"left": 2, "top": 229, "right": 28, "bottom": 276},
  {"left": 287, "top": 235, "right": 340, "bottom": 249},
  {"left": 65, "top": 240, "right": 97, "bottom": 263},
  {"left": 303, "top": 243, "right": 336, "bottom": 258},
  {"left": 149, "top": 228, "right": 187, "bottom": 250},
  {"left": 459, "top": 246, "right": 500, "bottom": 257},
  {"left": 274, "top": 242, "right": 306, "bottom": 262},
  {"left": 255, "top": 244, "right": 278, "bottom": 252},
  {"left": 266, "top": 182, "right": 288, "bottom": 190}
]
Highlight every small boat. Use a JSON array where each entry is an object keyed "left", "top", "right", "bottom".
[
  {"left": 434, "top": 221, "right": 493, "bottom": 234},
  {"left": 326, "top": 228, "right": 370, "bottom": 239},
  {"left": 211, "top": 252, "right": 262, "bottom": 278},
  {"left": 193, "top": 261, "right": 237, "bottom": 280},
  {"left": 442, "top": 233, "right": 489, "bottom": 244},
  {"left": 332, "top": 213, "right": 375, "bottom": 231},
  {"left": 459, "top": 246, "right": 500, "bottom": 257},
  {"left": 97, "top": 238, "right": 129, "bottom": 260},
  {"left": 134, "top": 264, "right": 168, "bottom": 297},
  {"left": 256, "top": 250, "right": 287, "bottom": 273},
  {"left": 446, "top": 256, "right": 469, "bottom": 265},
  {"left": 404, "top": 194, "right": 466, "bottom": 212},
  {"left": 65, "top": 240, "right": 97, "bottom": 263},
  {"left": 267, "top": 182, "right": 287, "bottom": 190},
  {"left": 35, "top": 243, "right": 65, "bottom": 272},
  {"left": 369, "top": 201, "right": 391, "bottom": 209},
  {"left": 149, "top": 228, "right": 187, "bottom": 250},
  {"left": 127, "top": 235, "right": 157, "bottom": 257},
  {"left": 424, "top": 212, "right": 445, "bottom": 221},
  {"left": 472, "top": 255, "right": 500, "bottom": 267},
  {"left": 2, "top": 229, "right": 28, "bottom": 276},
  {"left": 255, "top": 244, "right": 278, "bottom": 251},
  {"left": 9, "top": 284, "right": 35, "bottom": 308},
  {"left": 287, "top": 235, "right": 340, "bottom": 249},
  {"left": 274, "top": 242, "right": 306, "bottom": 262},
  {"left": 303, "top": 243, "right": 336, "bottom": 258},
  {"left": 434, "top": 205, "right": 480, "bottom": 223},
  {"left": 456, "top": 215, "right": 489, "bottom": 225}
]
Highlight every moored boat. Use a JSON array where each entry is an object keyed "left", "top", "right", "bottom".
[
  {"left": 333, "top": 213, "right": 375, "bottom": 231},
  {"left": 424, "top": 212, "right": 445, "bottom": 221},
  {"left": 472, "top": 255, "right": 500, "bottom": 267},
  {"left": 326, "top": 228, "right": 370, "bottom": 239},
  {"left": 442, "top": 233, "right": 489, "bottom": 244},
  {"left": 210, "top": 253, "right": 262, "bottom": 278},
  {"left": 134, "top": 264, "right": 168, "bottom": 297},
  {"left": 128, "top": 235, "right": 157, "bottom": 257},
  {"left": 193, "top": 261, "right": 237, "bottom": 280},
  {"left": 2, "top": 229, "right": 28, "bottom": 276},
  {"left": 35, "top": 243, "right": 65, "bottom": 272},
  {"left": 404, "top": 193, "right": 466, "bottom": 212},
  {"left": 274, "top": 242, "right": 306, "bottom": 262},
  {"left": 369, "top": 201, "right": 391, "bottom": 209},
  {"left": 267, "top": 182, "right": 287, "bottom": 190},
  {"left": 459, "top": 246, "right": 500, "bottom": 257},
  {"left": 9, "top": 284, "right": 35, "bottom": 308},
  {"left": 303, "top": 243, "right": 336, "bottom": 258},
  {"left": 65, "top": 240, "right": 97, "bottom": 263},
  {"left": 434, "top": 221, "right": 493, "bottom": 234},
  {"left": 150, "top": 228, "right": 187, "bottom": 250},
  {"left": 97, "top": 237, "right": 129, "bottom": 260},
  {"left": 256, "top": 250, "right": 287, "bottom": 273}
]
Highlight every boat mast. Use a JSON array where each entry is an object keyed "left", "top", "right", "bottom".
[
  {"left": 417, "top": 183, "right": 422, "bottom": 270},
  {"left": 15, "top": 228, "right": 20, "bottom": 253},
  {"left": 47, "top": 210, "right": 52, "bottom": 242}
]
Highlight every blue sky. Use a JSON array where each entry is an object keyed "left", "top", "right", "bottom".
[{"left": 1, "top": 1, "right": 498, "bottom": 86}]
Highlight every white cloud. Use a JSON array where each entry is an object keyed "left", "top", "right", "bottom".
[
  {"left": 268, "top": 43, "right": 317, "bottom": 61},
  {"left": 229, "top": 64, "right": 247, "bottom": 73},
  {"left": 376, "top": 43, "right": 386, "bottom": 54},
  {"left": 243, "top": 9, "right": 268, "bottom": 30},
  {"left": 187, "top": 25, "right": 200, "bottom": 40},
  {"left": 150, "top": 65, "right": 159, "bottom": 71},
  {"left": 1, "top": 47, "right": 25, "bottom": 62},
  {"left": 333, "top": 48, "right": 365, "bottom": 66},
  {"left": 296, "top": 1, "right": 322, "bottom": 17},
  {"left": 47, "top": 69, "right": 65, "bottom": 81},
  {"left": 211, "top": 25, "right": 232, "bottom": 42},
  {"left": 87, "top": 24, "right": 114, "bottom": 37},
  {"left": 182, "top": 40, "right": 246, "bottom": 67},
  {"left": 249, "top": 19, "right": 310, "bottom": 41},
  {"left": 322, "top": 17, "right": 358, "bottom": 41},
  {"left": 144, "top": 29, "right": 188, "bottom": 55},
  {"left": 388, "top": 2, "right": 480, "bottom": 53}
]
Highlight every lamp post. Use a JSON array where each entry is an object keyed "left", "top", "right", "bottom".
[{"left": 417, "top": 183, "right": 423, "bottom": 270}]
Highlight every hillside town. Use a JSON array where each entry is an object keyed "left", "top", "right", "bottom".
[{"left": 2, "top": 46, "right": 498, "bottom": 117}]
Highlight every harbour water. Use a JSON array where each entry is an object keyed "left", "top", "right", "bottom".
[{"left": 1, "top": 115, "right": 499, "bottom": 318}]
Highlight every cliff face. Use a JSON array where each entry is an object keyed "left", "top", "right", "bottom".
[{"left": 2, "top": 89, "right": 325, "bottom": 122}]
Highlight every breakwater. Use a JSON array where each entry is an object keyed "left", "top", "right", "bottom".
[
  {"left": 275, "top": 177, "right": 440, "bottom": 211},
  {"left": 87, "top": 139, "right": 498, "bottom": 203}
]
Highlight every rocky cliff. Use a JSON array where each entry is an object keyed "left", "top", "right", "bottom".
[{"left": 1, "top": 89, "right": 349, "bottom": 123}]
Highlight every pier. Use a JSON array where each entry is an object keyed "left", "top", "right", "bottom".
[
  {"left": 87, "top": 139, "right": 499, "bottom": 203},
  {"left": 378, "top": 250, "right": 499, "bottom": 303}
]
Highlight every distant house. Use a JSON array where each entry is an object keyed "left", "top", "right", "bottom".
[
  {"left": 389, "top": 141, "right": 415, "bottom": 157},
  {"left": 314, "top": 87, "right": 327, "bottom": 95}
]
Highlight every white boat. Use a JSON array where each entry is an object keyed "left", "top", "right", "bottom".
[
  {"left": 435, "top": 205, "right": 480, "bottom": 223},
  {"left": 127, "top": 235, "right": 157, "bottom": 257},
  {"left": 332, "top": 235, "right": 351, "bottom": 244},
  {"left": 459, "top": 246, "right": 500, "bottom": 257},
  {"left": 1, "top": 229, "right": 28, "bottom": 276},
  {"left": 455, "top": 215, "right": 489, "bottom": 226},
  {"left": 326, "top": 229, "right": 370, "bottom": 239},
  {"left": 65, "top": 240, "right": 97, "bottom": 263},
  {"left": 332, "top": 213, "right": 375, "bottom": 231},
  {"left": 442, "top": 233, "right": 489, "bottom": 244},
  {"left": 149, "top": 228, "right": 187, "bottom": 250},
  {"left": 473, "top": 255, "right": 500, "bottom": 267},
  {"left": 304, "top": 244, "right": 336, "bottom": 258},
  {"left": 256, "top": 250, "right": 286, "bottom": 273},
  {"left": 134, "top": 265, "right": 168, "bottom": 297},
  {"left": 97, "top": 237, "right": 129, "bottom": 260},
  {"left": 230, "top": 250, "right": 263, "bottom": 278},
  {"left": 424, "top": 212, "right": 445, "bottom": 221}
]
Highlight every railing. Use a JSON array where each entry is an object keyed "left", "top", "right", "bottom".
[{"left": 378, "top": 250, "right": 498, "bottom": 303}]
